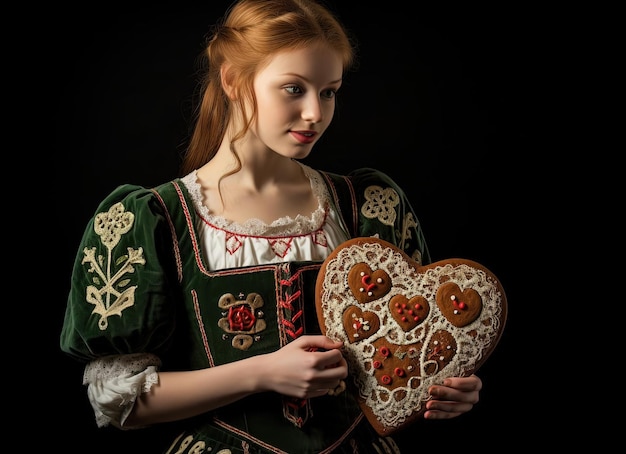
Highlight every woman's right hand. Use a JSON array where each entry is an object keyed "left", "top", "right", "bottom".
[
  {"left": 262, "top": 335, "right": 348, "bottom": 399},
  {"left": 125, "top": 335, "right": 348, "bottom": 426}
]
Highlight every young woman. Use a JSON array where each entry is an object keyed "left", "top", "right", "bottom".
[{"left": 60, "top": 1, "right": 482, "bottom": 452}]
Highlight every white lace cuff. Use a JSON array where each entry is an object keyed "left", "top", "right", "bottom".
[{"left": 83, "top": 353, "right": 161, "bottom": 429}]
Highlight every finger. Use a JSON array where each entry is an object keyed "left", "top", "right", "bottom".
[
  {"left": 316, "top": 349, "right": 346, "bottom": 369},
  {"left": 441, "top": 374, "right": 482, "bottom": 392},
  {"left": 296, "top": 335, "right": 344, "bottom": 351},
  {"left": 429, "top": 385, "right": 479, "bottom": 406},
  {"left": 424, "top": 400, "right": 475, "bottom": 419},
  {"left": 423, "top": 408, "right": 464, "bottom": 420}
]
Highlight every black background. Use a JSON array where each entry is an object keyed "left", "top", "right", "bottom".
[{"left": 47, "top": 1, "right": 546, "bottom": 451}]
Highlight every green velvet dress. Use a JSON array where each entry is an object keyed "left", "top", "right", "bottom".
[{"left": 60, "top": 166, "right": 430, "bottom": 453}]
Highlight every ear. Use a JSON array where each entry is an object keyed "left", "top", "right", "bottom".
[{"left": 220, "top": 64, "right": 237, "bottom": 100}]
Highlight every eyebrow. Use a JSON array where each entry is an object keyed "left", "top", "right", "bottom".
[{"left": 281, "top": 73, "right": 343, "bottom": 85}]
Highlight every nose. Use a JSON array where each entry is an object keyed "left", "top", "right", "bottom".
[{"left": 302, "top": 94, "right": 323, "bottom": 124}]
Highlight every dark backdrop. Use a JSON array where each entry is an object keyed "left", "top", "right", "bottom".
[{"left": 49, "top": 2, "right": 542, "bottom": 451}]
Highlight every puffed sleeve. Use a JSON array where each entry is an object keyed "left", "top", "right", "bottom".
[
  {"left": 60, "top": 184, "right": 180, "bottom": 363},
  {"left": 348, "top": 167, "right": 432, "bottom": 266}
]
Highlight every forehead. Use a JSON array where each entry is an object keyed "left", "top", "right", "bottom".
[{"left": 257, "top": 44, "right": 343, "bottom": 83}]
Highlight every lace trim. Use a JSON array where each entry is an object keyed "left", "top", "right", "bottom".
[
  {"left": 181, "top": 163, "right": 331, "bottom": 236},
  {"left": 83, "top": 353, "right": 161, "bottom": 386},
  {"left": 83, "top": 353, "right": 161, "bottom": 429}
]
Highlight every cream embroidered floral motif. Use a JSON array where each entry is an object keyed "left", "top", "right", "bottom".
[
  {"left": 218, "top": 292, "right": 266, "bottom": 350},
  {"left": 361, "top": 185, "right": 400, "bottom": 226},
  {"left": 400, "top": 212, "right": 421, "bottom": 263},
  {"left": 82, "top": 202, "right": 145, "bottom": 330}
]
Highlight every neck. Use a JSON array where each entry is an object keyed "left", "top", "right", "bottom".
[{"left": 199, "top": 140, "right": 304, "bottom": 192}]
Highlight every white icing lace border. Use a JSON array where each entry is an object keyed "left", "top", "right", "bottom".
[{"left": 319, "top": 240, "right": 505, "bottom": 429}]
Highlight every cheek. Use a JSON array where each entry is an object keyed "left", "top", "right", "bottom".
[
  {"left": 322, "top": 102, "right": 336, "bottom": 125},
  {"left": 256, "top": 95, "right": 292, "bottom": 123}
]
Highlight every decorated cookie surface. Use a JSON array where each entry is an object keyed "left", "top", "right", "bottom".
[{"left": 315, "top": 237, "right": 507, "bottom": 436}]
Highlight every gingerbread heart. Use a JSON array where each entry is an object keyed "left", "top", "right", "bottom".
[
  {"left": 436, "top": 282, "right": 482, "bottom": 327},
  {"left": 389, "top": 294, "right": 429, "bottom": 331},
  {"left": 343, "top": 306, "right": 380, "bottom": 343},
  {"left": 347, "top": 263, "right": 392, "bottom": 304},
  {"left": 315, "top": 237, "right": 507, "bottom": 436}
]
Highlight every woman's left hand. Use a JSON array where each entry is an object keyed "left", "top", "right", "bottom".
[{"left": 424, "top": 374, "right": 482, "bottom": 420}]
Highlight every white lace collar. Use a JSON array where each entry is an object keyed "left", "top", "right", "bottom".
[{"left": 180, "top": 162, "right": 331, "bottom": 236}]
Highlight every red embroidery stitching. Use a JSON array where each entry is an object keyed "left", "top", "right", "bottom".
[
  {"left": 226, "top": 233, "right": 243, "bottom": 254},
  {"left": 277, "top": 263, "right": 312, "bottom": 428},
  {"left": 227, "top": 305, "right": 256, "bottom": 331},
  {"left": 269, "top": 238, "right": 292, "bottom": 258}
]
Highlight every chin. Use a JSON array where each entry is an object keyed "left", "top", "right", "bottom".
[
  {"left": 293, "top": 150, "right": 313, "bottom": 160},
  {"left": 278, "top": 148, "right": 312, "bottom": 160}
]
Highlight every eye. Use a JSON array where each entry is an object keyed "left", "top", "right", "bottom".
[
  {"left": 321, "top": 88, "right": 337, "bottom": 100},
  {"left": 284, "top": 85, "right": 303, "bottom": 95}
]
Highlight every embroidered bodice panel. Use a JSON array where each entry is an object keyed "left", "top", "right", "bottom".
[{"left": 181, "top": 163, "right": 350, "bottom": 270}]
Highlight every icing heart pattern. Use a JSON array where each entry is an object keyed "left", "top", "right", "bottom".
[
  {"left": 342, "top": 306, "right": 380, "bottom": 342},
  {"left": 347, "top": 263, "right": 392, "bottom": 304},
  {"left": 316, "top": 237, "right": 507, "bottom": 435},
  {"left": 388, "top": 294, "right": 430, "bottom": 331},
  {"left": 435, "top": 282, "right": 482, "bottom": 327}
]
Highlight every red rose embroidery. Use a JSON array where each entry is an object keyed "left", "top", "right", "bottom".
[{"left": 228, "top": 305, "right": 256, "bottom": 331}]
